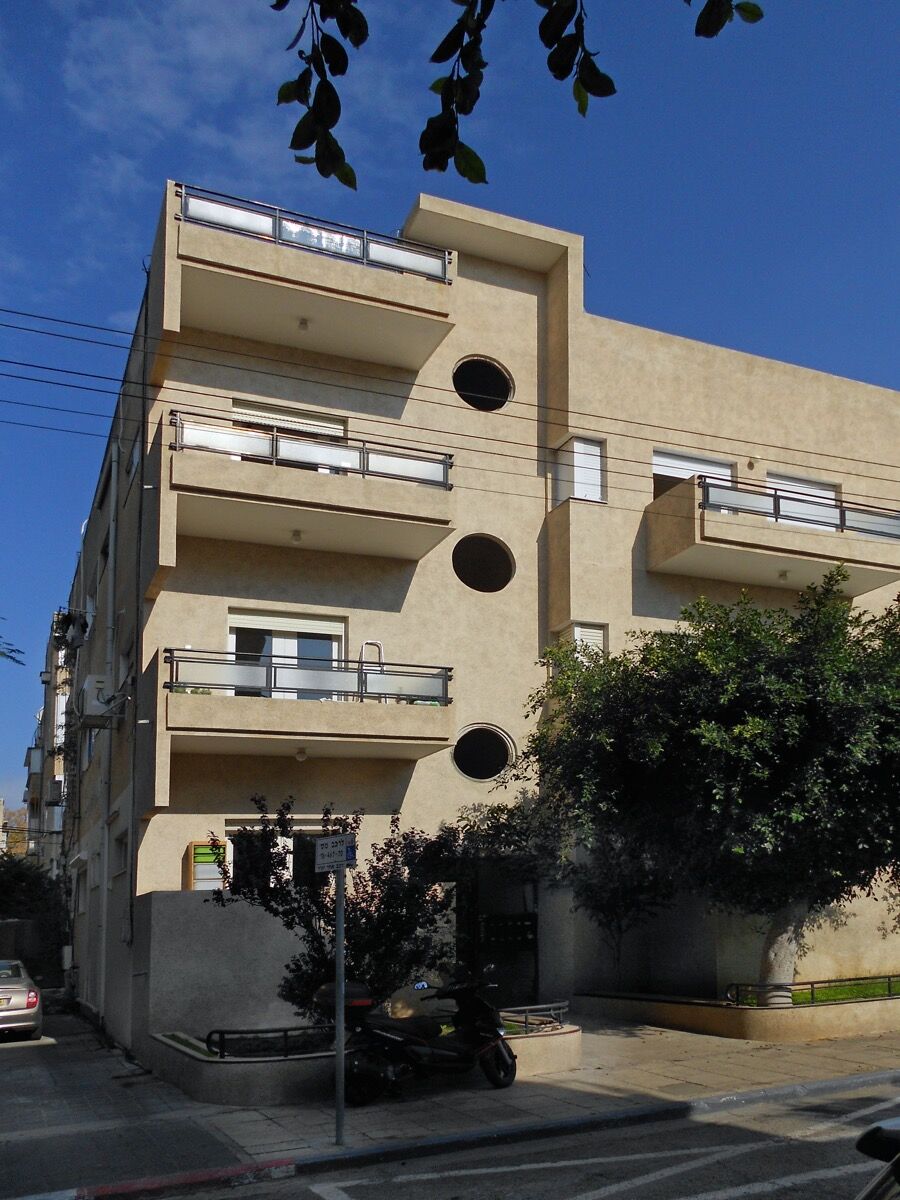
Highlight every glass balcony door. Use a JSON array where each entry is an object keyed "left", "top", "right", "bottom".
[{"left": 228, "top": 627, "right": 340, "bottom": 699}]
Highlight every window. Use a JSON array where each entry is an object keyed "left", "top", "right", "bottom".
[
  {"left": 453, "top": 726, "right": 515, "bottom": 781},
  {"left": 81, "top": 728, "right": 98, "bottom": 769},
  {"left": 228, "top": 611, "right": 344, "bottom": 699},
  {"left": 75, "top": 871, "right": 87, "bottom": 914},
  {"left": 652, "top": 450, "right": 733, "bottom": 500},
  {"left": 185, "top": 842, "right": 221, "bottom": 891},
  {"left": 554, "top": 439, "right": 604, "bottom": 504},
  {"left": 766, "top": 473, "right": 840, "bottom": 530},
  {"left": 558, "top": 623, "right": 608, "bottom": 655},
  {"left": 452, "top": 358, "right": 513, "bottom": 412},
  {"left": 113, "top": 833, "right": 128, "bottom": 876},
  {"left": 452, "top": 535, "right": 515, "bottom": 592},
  {"left": 231, "top": 399, "right": 346, "bottom": 440}
]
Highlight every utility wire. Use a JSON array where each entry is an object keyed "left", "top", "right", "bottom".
[{"left": 2, "top": 308, "right": 899, "bottom": 479}]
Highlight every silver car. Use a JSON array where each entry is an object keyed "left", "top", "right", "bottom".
[{"left": 0, "top": 960, "right": 43, "bottom": 1040}]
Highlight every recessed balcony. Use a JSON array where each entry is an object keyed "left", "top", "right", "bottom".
[
  {"left": 162, "top": 649, "right": 453, "bottom": 760},
  {"left": 646, "top": 477, "right": 900, "bottom": 596},
  {"left": 168, "top": 411, "right": 455, "bottom": 560},
  {"left": 174, "top": 185, "right": 455, "bottom": 369}
]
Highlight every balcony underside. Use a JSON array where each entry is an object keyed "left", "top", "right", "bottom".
[
  {"left": 647, "top": 482, "right": 900, "bottom": 597},
  {"left": 171, "top": 453, "right": 455, "bottom": 560},
  {"left": 178, "top": 253, "right": 452, "bottom": 371},
  {"left": 166, "top": 693, "right": 452, "bottom": 760}
]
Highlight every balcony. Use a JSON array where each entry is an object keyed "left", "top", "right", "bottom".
[
  {"left": 646, "top": 477, "right": 900, "bottom": 596},
  {"left": 23, "top": 745, "right": 42, "bottom": 784},
  {"left": 173, "top": 185, "right": 455, "bottom": 369},
  {"left": 169, "top": 411, "right": 455, "bottom": 560},
  {"left": 162, "top": 649, "right": 454, "bottom": 760}
]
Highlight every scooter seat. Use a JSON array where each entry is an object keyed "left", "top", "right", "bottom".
[{"left": 367, "top": 1013, "right": 444, "bottom": 1041}]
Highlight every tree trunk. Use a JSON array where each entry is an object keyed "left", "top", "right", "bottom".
[{"left": 757, "top": 900, "right": 808, "bottom": 1007}]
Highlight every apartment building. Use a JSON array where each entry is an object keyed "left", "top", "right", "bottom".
[
  {"left": 27, "top": 181, "right": 900, "bottom": 1053},
  {"left": 21, "top": 638, "right": 67, "bottom": 877}
]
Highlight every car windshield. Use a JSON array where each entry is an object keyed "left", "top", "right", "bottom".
[{"left": 0, "top": 962, "right": 24, "bottom": 979}]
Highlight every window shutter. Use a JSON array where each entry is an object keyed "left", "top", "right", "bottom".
[
  {"left": 652, "top": 450, "right": 733, "bottom": 482},
  {"left": 232, "top": 400, "right": 345, "bottom": 439},
  {"left": 227, "top": 610, "right": 345, "bottom": 638}
]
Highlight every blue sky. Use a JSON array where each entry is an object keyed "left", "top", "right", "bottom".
[{"left": 0, "top": 0, "right": 897, "bottom": 811}]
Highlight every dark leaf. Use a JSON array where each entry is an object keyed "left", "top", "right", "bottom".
[
  {"left": 289, "top": 109, "right": 318, "bottom": 150},
  {"left": 271, "top": 0, "right": 290, "bottom": 9},
  {"left": 419, "top": 111, "right": 457, "bottom": 156},
  {"left": 335, "top": 161, "right": 358, "bottom": 190},
  {"left": 312, "top": 78, "right": 341, "bottom": 129},
  {"left": 431, "top": 18, "right": 467, "bottom": 63},
  {"left": 734, "top": 1, "right": 764, "bottom": 21},
  {"left": 423, "top": 149, "right": 452, "bottom": 172},
  {"left": 310, "top": 43, "right": 326, "bottom": 79},
  {"left": 429, "top": 75, "right": 450, "bottom": 94},
  {"left": 454, "top": 140, "right": 488, "bottom": 184},
  {"left": 573, "top": 76, "right": 589, "bottom": 116},
  {"left": 547, "top": 32, "right": 579, "bottom": 80},
  {"left": 293, "top": 154, "right": 316, "bottom": 164},
  {"left": 695, "top": 0, "right": 733, "bottom": 38},
  {"left": 538, "top": 0, "right": 577, "bottom": 49},
  {"left": 578, "top": 55, "right": 616, "bottom": 97},
  {"left": 460, "top": 38, "right": 486, "bottom": 73},
  {"left": 315, "top": 130, "right": 346, "bottom": 178},
  {"left": 335, "top": 5, "right": 369, "bottom": 47},
  {"left": 320, "top": 32, "right": 349, "bottom": 75},
  {"left": 296, "top": 64, "right": 313, "bottom": 105},
  {"left": 454, "top": 73, "right": 481, "bottom": 116},
  {"left": 277, "top": 79, "right": 299, "bottom": 105}
]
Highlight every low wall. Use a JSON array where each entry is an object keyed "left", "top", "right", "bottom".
[
  {"left": 574, "top": 992, "right": 900, "bottom": 1042},
  {"left": 144, "top": 1023, "right": 582, "bottom": 1106}
]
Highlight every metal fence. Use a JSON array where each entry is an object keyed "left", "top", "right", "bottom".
[
  {"left": 699, "top": 478, "right": 900, "bottom": 540},
  {"left": 725, "top": 974, "right": 900, "bottom": 1007},
  {"left": 181, "top": 184, "right": 452, "bottom": 282}
]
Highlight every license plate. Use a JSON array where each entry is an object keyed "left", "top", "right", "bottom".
[{"left": 0, "top": 997, "right": 10, "bottom": 1008}]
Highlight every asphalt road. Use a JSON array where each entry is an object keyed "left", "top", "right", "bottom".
[{"left": 170, "top": 1082, "right": 900, "bottom": 1200}]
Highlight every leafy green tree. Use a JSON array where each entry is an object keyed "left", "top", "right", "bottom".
[
  {"left": 519, "top": 569, "right": 900, "bottom": 999},
  {"left": 0, "top": 853, "right": 67, "bottom": 978},
  {"left": 212, "top": 799, "right": 457, "bottom": 1017},
  {"left": 270, "top": 0, "right": 764, "bottom": 187}
]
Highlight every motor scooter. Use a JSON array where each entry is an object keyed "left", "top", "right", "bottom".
[{"left": 314, "top": 972, "right": 517, "bottom": 1106}]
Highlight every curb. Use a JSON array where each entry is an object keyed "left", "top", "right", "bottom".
[{"left": 10, "top": 1067, "right": 900, "bottom": 1200}]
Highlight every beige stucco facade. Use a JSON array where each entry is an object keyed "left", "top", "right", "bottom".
[{"left": 28, "top": 181, "right": 900, "bottom": 1051}]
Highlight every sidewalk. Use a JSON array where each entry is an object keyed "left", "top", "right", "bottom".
[{"left": 2, "top": 1010, "right": 899, "bottom": 1199}]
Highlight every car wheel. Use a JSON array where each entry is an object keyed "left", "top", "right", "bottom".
[{"left": 480, "top": 1039, "right": 517, "bottom": 1088}]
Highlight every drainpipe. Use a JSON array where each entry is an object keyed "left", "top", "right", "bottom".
[{"left": 97, "top": 437, "right": 119, "bottom": 1022}]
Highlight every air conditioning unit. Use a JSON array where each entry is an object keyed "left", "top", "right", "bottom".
[
  {"left": 78, "top": 675, "right": 110, "bottom": 726},
  {"left": 47, "top": 779, "right": 64, "bottom": 807}
]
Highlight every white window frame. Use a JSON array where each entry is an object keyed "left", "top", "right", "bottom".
[
  {"left": 554, "top": 438, "right": 605, "bottom": 505},
  {"left": 558, "top": 622, "right": 608, "bottom": 656},
  {"left": 226, "top": 610, "right": 346, "bottom": 700}
]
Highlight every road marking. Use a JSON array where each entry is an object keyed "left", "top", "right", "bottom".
[
  {"left": 565, "top": 1093, "right": 900, "bottom": 1200},
  {"left": 308, "top": 1182, "right": 370, "bottom": 1200},
  {"left": 392, "top": 1144, "right": 755, "bottom": 1182},
  {"left": 665, "top": 1158, "right": 876, "bottom": 1199}
]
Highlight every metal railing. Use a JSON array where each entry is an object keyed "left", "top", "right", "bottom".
[
  {"left": 163, "top": 649, "right": 452, "bottom": 705},
  {"left": 205, "top": 1024, "right": 335, "bottom": 1060},
  {"left": 499, "top": 1001, "right": 569, "bottom": 1032},
  {"left": 725, "top": 974, "right": 900, "bottom": 1007},
  {"left": 181, "top": 184, "right": 452, "bottom": 282},
  {"left": 699, "top": 477, "right": 900, "bottom": 541},
  {"left": 170, "top": 411, "right": 452, "bottom": 490}
]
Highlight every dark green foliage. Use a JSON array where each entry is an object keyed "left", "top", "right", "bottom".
[
  {"left": 0, "top": 854, "right": 67, "bottom": 977},
  {"left": 211, "top": 799, "right": 456, "bottom": 1018},
  {"left": 519, "top": 569, "right": 900, "bottom": 944},
  {"left": 0, "top": 617, "right": 23, "bottom": 665},
  {"left": 270, "top": 0, "right": 762, "bottom": 186}
]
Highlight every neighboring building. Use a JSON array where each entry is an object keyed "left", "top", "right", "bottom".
[
  {"left": 21, "top": 633, "right": 68, "bottom": 876},
  {"left": 25, "top": 182, "right": 900, "bottom": 1053}
]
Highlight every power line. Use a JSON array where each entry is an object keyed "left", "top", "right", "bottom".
[
  {"left": 2, "top": 357, "right": 900, "bottom": 510},
  {"left": 2, "top": 308, "right": 899, "bottom": 482}
]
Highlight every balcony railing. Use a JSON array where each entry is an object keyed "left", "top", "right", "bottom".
[
  {"left": 164, "top": 650, "right": 452, "bottom": 705},
  {"left": 181, "top": 184, "right": 451, "bottom": 283},
  {"left": 170, "top": 412, "right": 453, "bottom": 490},
  {"left": 699, "top": 478, "right": 900, "bottom": 541}
]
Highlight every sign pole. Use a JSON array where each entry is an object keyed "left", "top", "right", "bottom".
[
  {"left": 315, "top": 832, "right": 356, "bottom": 1149},
  {"left": 334, "top": 860, "right": 346, "bottom": 1147}
]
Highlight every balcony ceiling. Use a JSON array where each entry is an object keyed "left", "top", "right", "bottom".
[
  {"left": 179, "top": 264, "right": 451, "bottom": 371},
  {"left": 169, "top": 731, "right": 448, "bottom": 760}
]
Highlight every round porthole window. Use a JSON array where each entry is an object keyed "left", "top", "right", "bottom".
[
  {"left": 452, "top": 535, "right": 515, "bottom": 593},
  {"left": 452, "top": 358, "right": 513, "bottom": 412},
  {"left": 453, "top": 726, "right": 514, "bottom": 781}
]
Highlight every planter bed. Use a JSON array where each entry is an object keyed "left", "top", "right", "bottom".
[{"left": 574, "top": 991, "right": 900, "bottom": 1042}]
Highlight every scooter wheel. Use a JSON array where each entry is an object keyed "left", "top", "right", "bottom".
[
  {"left": 480, "top": 1039, "right": 517, "bottom": 1089},
  {"left": 345, "top": 1049, "right": 390, "bottom": 1106}
]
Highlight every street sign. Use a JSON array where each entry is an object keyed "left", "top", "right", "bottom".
[{"left": 315, "top": 833, "right": 357, "bottom": 873}]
